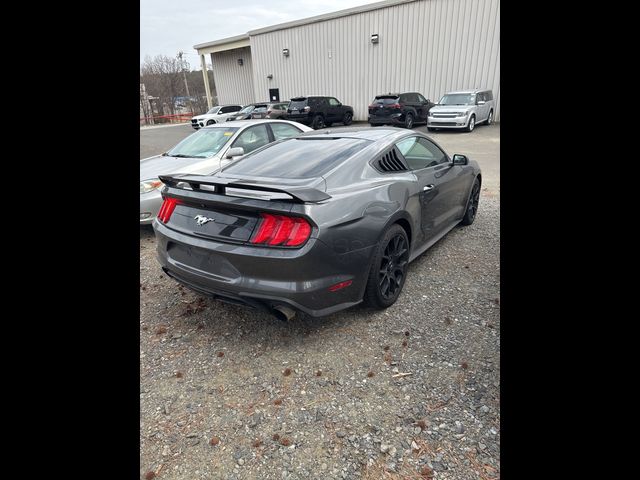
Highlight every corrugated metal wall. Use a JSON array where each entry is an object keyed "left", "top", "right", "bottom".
[
  {"left": 249, "top": 0, "right": 500, "bottom": 121},
  {"left": 210, "top": 47, "right": 255, "bottom": 105}
]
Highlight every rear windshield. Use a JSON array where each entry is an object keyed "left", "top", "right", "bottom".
[
  {"left": 289, "top": 98, "right": 308, "bottom": 109},
  {"left": 373, "top": 96, "right": 399, "bottom": 104},
  {"left": 222, "top": 137, "right": 371, "bottom": 179}
]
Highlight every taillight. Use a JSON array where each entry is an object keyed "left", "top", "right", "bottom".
[
  {"left": 390, "top": 103, "right": 402, "bottom": 109},
  {"left": 250, "top": 213, "right": 312, "bottom": 247},
  {"left": 303, "top": 106, "right": 311, "bottom": 112},
  {"left": 157, "top": 197, "right": 182, "bottom": 223}
]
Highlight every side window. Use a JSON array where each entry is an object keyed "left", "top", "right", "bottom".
[
  {"left": 476, "top": 93, "right": 485, "bottom": 104},
  {"left": 396, "top": 137, "right": 447, "bottom": 170},
  {"left": 328, "top": 97, "right": 341, "bottom": 106},
  {"left": 408, "top": 93, "right": 420, "bottom": 103},
  {"left": 270, "top": 123, "right": 302, "bottom": 140},
  {"left": 416, "top": 93, "right": 427, "bottom": 103},
  {"left": 232, "top": 105, "right": 242, "bottom": 112},
  {"left": 231, "top": 124, "right": 271, "bottom": 154},
  {"left": 485, "top": 91, "right": 493, "bottom": 101}
]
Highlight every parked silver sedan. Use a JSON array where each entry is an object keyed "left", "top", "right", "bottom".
[{"left": 140, "top": 120, "right": 312, "bottom": 224}]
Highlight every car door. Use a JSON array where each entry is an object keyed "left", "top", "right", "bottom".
[
  {"left": 396, "top": 136, "right": 465, "bottom": 243},
  {"left": 415, "top": 93, "right": 431, "bottom": 122},
  {"left": 327, "top": 97, "right": 342, "bottom": 122},
  {"left": 476, "top": 93, "right": 488, "bottom": 122},
  {"left": 405, "top": 93, "right": 420, "bottom": 120}
]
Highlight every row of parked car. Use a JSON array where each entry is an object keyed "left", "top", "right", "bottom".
[{"left": 190, "top": 88, "right": 495, "bottom": 133}]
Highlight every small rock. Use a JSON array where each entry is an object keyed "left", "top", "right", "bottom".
[
  {"left": 478, "top": 442, "right": 487, "bottom": 451},
  {"left": 480, "top": 405, "right": 490, "bottom": 414},
  {"left": 336, "top": 431, "right": 346, "bottom": 438},
  {"left": 162, "top": 446, "right": 171, "bottom": 456},
  {"left": 414, "top": 427, "right": 422, "bottom": 434},
  {"left": 380, "top": 444, "right": 391, "bottom": 453},
  {"left": 238, "top": 459, "right": 245, "bottom": 466}
]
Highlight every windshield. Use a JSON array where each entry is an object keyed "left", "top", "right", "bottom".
[
  {"left": 239, "top": 105, "right": 255, "bottom": 114},
  {"left": 439, "top": 94, "right": 475, "bottom": 106},
  {"left": 206, "top": 106, "right": 221, "bottom": 114},
  {"left": 165, "top": 127, "right": 239, "bottom": 158}
]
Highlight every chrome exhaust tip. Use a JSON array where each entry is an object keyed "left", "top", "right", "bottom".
[{"left": 272, "top": 304, "right": 296, "bottom": 321}]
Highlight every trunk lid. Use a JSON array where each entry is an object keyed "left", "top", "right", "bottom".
[{"left": 369, "top": 96, "right": 400, "bottom": 117}]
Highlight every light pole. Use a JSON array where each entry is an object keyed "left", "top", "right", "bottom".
[{"left": 177, "top": 51, "right": 192, "bottom": 115}]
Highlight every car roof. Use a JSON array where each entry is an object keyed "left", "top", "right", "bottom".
[
  {"left": 298, "top": 126, "right": 413, "bottom": 142},
  {"left": 445, "top": 89, "right": 490, "bottom": 95}
]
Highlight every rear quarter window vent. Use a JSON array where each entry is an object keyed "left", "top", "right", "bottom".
[{"left": 374, "top": 148, "right": 408, "bottom": 173}]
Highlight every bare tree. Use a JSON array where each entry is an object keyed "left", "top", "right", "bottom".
[{"left": 140, "top": 54, "right": 184, "bottom": 116}]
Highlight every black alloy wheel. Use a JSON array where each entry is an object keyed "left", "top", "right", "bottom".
[
  {"left": 363, "top": 224, "right": 409, "bottom": 308},
  {"left": 460, "top": 179, "right": 480, "bottom": 225}
]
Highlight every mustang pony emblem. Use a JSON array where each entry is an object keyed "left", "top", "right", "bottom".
[{"left": 194, "top": 214, "right": 215, "bottom": 226}]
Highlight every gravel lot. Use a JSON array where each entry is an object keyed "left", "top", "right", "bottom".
[{"left": 140, "top": 123, "right": 500, "bottom": 480}]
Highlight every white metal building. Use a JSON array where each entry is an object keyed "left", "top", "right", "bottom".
[{"left": 194, "top": 0, "right": 500, "bottom": 121}]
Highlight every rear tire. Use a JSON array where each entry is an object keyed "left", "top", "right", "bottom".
[
  {"left": 460, "top": 179, "right": 480, "bottom": 226},
  {"left": 343, "top": 111, "right": 353, "bottom": 126},
  {"left": 404, "top": 113, "right": 414, "bottom": 129},
  {"left": 363, "top": 224, "right": 410, "bottom": 309},
  {"left": 486, "top": 110, "right": 494, "bottom": 125},
  {"left": 311, "top": 115, "right": 325, "bottom": 129},
  {"left": 325, "top": 122, "right": 333, "bottom": 127}
]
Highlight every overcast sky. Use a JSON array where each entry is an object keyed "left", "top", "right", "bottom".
[{"left": 141, "top": 0, "right": 383, "bottom": 69}]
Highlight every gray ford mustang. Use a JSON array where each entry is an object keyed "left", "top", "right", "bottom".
[{"left": 153, "top": 127, "right": 481, "bottom": 320}]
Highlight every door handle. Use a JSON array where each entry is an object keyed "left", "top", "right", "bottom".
[{"left": 423, "top": 184, "right": 434, "bottom": 191}]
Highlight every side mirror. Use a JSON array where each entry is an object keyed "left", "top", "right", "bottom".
[
  {"left": 452, "top": 154, "right": 468, "bottom": 166},
  {"left": 226, "top": 147, "right": 245, "bottom": 159},
  {"left": 477, "top": 100, "right": 486, "bottom": 105}
]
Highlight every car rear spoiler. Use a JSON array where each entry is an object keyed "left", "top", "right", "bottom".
[{"left": 158, "top": 174, "right": 331, "bottom": 203}]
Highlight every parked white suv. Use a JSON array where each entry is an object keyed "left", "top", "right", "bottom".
[
  {"left": 427, "top": 89, "right": 495, "bottom": 132},
  {"left": 190, "top": 105, "right": 243, "bottom": 129}
]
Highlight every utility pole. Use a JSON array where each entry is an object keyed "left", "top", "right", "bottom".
[{"left": 177, "top": 51, "right": 192, "bottom": 115}]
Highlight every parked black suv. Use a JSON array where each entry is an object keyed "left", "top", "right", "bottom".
[
  {"left": 286, "top": 96, "right": 354, "bottom": 129},
  {"left": 368, "top": 92, "right": 435, "bottom": 128}
]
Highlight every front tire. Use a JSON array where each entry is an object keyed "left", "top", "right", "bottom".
[
  {"left": 404, "top": 112, "right": 414, "bottom": 129},
  {"left": 343, "top": 111, "right": 353, "bottom": 126},
  {"left": 460, "top": 179, "right": 480, "bottom": 226},
  {"left": 465, "top": 115, "right": 475, "bottom": 132},
  {"left": 427, "top": 127, "right": 436, "bottom": 132},
  {"left": 206, "top": 119, "right": 215, "bottom": 126},
  {"left": 363, "top": 224, "right": 410, "bottom": 309},
  {"left": 486, "top": 110, "right": 494, "bottom": 125},
  {"left": 311, "top": 115, "right": 325, "bottom": 129}
]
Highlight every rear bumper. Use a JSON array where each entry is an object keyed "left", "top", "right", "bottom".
[
  {"left": 285, "top": 114, "right": 312, "bottom": 125},
  {"left": 369, "top": 114, "right": 404, "bottom": 125},
  {"left": 153, "top": 220, "right": 375, "bottom": 317}
]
